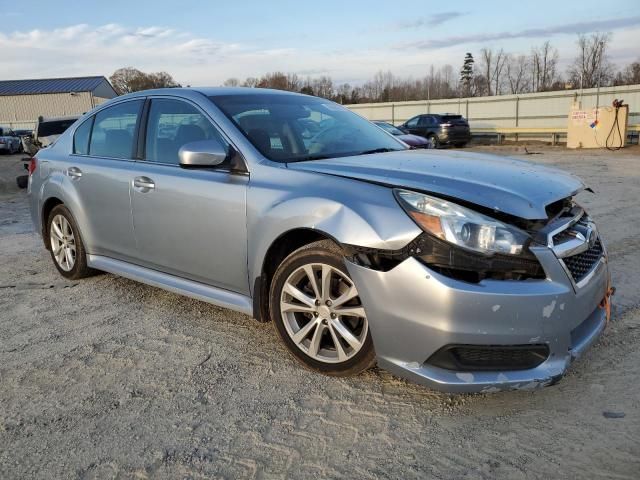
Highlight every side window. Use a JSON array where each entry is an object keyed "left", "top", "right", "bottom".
[
  {"left": 405, "top": 117, "right": 419, "bottom": 128},
  {"left": 89, "top": 100, "right": 143, "bottom": 159},
  {"left": 418, "top": 116, "right": 431, "bottom": 126},
  {"left": 145, "top": 98, "right": 228, "bottom": 165},
  {"left": 73, "top": 117, "right": 93, "bottom": 155}
]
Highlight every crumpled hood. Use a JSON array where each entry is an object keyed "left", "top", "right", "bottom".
[{"left": 287, "top": 149, "right": 585, "bottom": 220}]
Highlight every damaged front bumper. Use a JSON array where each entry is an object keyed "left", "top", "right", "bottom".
[{"left": 346, "top": 246, "right": 611, "bottom": 393}]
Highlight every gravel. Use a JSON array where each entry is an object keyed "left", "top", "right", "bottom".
[{"left": 0, "top": 147, "right": 638, "bottom": 479}]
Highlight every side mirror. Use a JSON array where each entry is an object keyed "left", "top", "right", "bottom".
[{"left": 179, "top": 139, "right": 228, "bottom": 168}]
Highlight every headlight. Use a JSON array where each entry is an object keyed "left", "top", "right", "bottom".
[{"left": 394, "top": 189, "right": 529, "bottom": 256}]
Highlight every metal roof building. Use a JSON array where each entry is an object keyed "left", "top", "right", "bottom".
[{"left": 0, "top": 76, "right": 118, "bottom": 130}]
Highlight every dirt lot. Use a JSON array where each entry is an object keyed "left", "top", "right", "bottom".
[{"left": 0, "top": 147, "right": 639, "bottom": 479}]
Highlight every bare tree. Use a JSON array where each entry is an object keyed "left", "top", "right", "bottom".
[
  {"left": 335, "top": 83, "right": 352, "bottom": 103},
  {"left": 109, "top": 67, "right": 143, "bottom": 94},
  {"left": 478, "top": 48, "right": 507, "bottom": 95},
  {"left": 480, "top": 48, "right": 493, "bottom": 95},
  {"left": 256, "top": 72, "right": 289, "bottom": 90},
  {"left": 242, "top": 77, "right": 258, "bottom": 88},
  {"left": 613, "top": 60, "right": 640, "bottom": 85},
  {"left": 505, "top": 54, "right": 530, "bottom": 94},
  {"left": 311, "top": 76, "right": 334, "bottom": 99},
  {"left": 441, "top": 64, "right": 456, "bottom": 93},
  {"left": 223, "top": 78, "right": 240, "bottom": 87},
  {"left": 567, "top": 33, "right": 612, "bottom": 89},
  {"left": 147, "top": 72, "right": 179, "bottom": 89},
  {"left": 492, "top": 49, "right": 507, "bottom": 95},
  {"left": 109, "top": 67, "right": 179, "bottom": 94},
  {"left": 531, "top": 41, "right": 559, "bottom": 91}
]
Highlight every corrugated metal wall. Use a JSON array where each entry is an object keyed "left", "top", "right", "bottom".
[
  {"left": 0, "top": 92, "right": 107, "bottom": 130},
  {"left": 346, "top": 84, "right": 640, "bottom": 131}
]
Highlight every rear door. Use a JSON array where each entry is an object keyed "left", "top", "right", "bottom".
[
  {"left": 129, "top": 97, "right": 249, "bottom": 294},
  {"left": 67, "top": 100, "right": 143, "bottom": 260}
]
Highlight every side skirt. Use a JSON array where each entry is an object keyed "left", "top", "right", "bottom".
[{"left": 87, "top": 254, "right": 254, "bottom": 316}]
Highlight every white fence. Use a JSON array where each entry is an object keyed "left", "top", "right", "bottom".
[{"left": 345, "top": 84, "right": 640, "bottom": 141}]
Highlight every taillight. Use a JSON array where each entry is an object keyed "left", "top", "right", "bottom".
[{"left": 28, "top": 157, "right": 37, "bottom": 175}]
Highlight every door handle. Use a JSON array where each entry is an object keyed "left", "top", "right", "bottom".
[
  {"left": 133, "top": 176, "right": 155, "bottom": 191},
  {"left": 67, "top": 166, "right": 83, "bottom": 178}
]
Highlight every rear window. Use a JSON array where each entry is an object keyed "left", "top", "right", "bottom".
[
  {"left": 37, "top": 119, "right": 77, "bottom": 137},
  {"left": 438, "top": 115, "right": 466, "bottom": 124}
]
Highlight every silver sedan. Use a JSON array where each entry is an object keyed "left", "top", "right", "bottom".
[{"left": 27, "top": 88, "right": 613, "bottom": 392}]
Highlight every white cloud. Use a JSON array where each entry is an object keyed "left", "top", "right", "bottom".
[
  {"left": 1, "top": 22, "right": 637, "bottom": 87},
  {"left": 0, "top": 23, "right": 462, "bottom": 86}
]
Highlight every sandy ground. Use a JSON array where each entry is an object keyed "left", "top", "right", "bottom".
[{"left": 0, "top": 147, "right": 638, "bottom": 479}]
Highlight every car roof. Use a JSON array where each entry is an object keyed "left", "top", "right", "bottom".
[{"left": 116, "top": 86, "right": 308, "bottom": 100}]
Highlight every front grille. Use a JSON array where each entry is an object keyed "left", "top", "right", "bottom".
[
  {"left": 562, "top": 238, "right": 603, "bottom": 283},
  {"left": 427, "top": 344, "right": 549, "bottom": 371}
]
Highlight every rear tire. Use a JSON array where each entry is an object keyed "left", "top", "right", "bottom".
[
  {"left": 427, "top": 134, "right": 440, "bottom": 148},
  {"left": 269, "top": 240, "right": 376, "bottom": 376},
  {"left": 47, "top": 204, "right": 94, "bottom": 280}
]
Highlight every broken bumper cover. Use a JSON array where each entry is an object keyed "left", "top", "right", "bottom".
[{"left": 346, "top": 247, "right": 610, "bottom": 393}]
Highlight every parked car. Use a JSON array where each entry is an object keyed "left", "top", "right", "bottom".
[
  {"left": 13, "top": 129, "right": 34, "bottom": 139},
  {"left": 399, "top": 113, "right": 471, "bottom": 148},
  {"left": 373, "top": 121, "right": 432, "bottom": 149},
  {"left": 34, "top": 115, "right": 79, "bottom": 148},
  {"left": 0, "top": 127, "right": 21, "bottom": 154},
  {"left": 28, "top": 88, "right": 612, "bottom": 393},
  {"left": 19, "top": 115, "right": 80, "bottom": 158}
]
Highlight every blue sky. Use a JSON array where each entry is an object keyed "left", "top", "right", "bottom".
[{"left": 1, "top": 0, "right": 638, "bottom": 85}]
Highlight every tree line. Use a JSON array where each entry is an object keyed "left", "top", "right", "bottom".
[{"left": 110, "top": 33, "right": 640, "bottom": 104}]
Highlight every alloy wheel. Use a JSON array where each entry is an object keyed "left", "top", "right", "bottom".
[
  {"left": 50, "top": 214, "right": 76, "bottom": 272},
  {"left": 280, "top": 263, "right": 368, "bottom": 363}
]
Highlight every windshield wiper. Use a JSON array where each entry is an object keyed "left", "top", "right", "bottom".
[
  {"left": 287, "top": 148, "right": 400, "bottom": 163},
  {"left": 287, "top": 154, "right": 334, "bottom": 163},
  {"left": 357, "top": 148, "right": 400, "bottom": 155}
]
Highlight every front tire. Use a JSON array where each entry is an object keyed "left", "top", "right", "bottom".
[
  {"left": 47, "top": 204, "right": 94, "bottom": 280},
  {"left": 269, "top": 241, "right": 376, "bottom": 376}
]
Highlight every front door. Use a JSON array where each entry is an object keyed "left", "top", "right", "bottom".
[{"left": 130, "top": 97, "right": 249, "bottom": 294}]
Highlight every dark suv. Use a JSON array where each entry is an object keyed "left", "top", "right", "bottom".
[{"left": 399, "top": 114, "right": 470, "bottom": 148}]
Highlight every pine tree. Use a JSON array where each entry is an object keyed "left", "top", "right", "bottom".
[{"left": 460, "top": 53, "right": 475, "bottom": 97}]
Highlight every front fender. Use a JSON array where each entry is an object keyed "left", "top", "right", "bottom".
[{"left": 246, "top": 167, "right": 421, "bottom": 288}]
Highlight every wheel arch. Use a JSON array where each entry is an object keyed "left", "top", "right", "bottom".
[
  {"left": 41, "top": 196, "right": 65, "bottom": 249},
  {"left": 252, "top": 227, "right": 341, "bottom": 323},
  {"left": 39, "top": 174, "right": 94, "bottom": 253}
]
